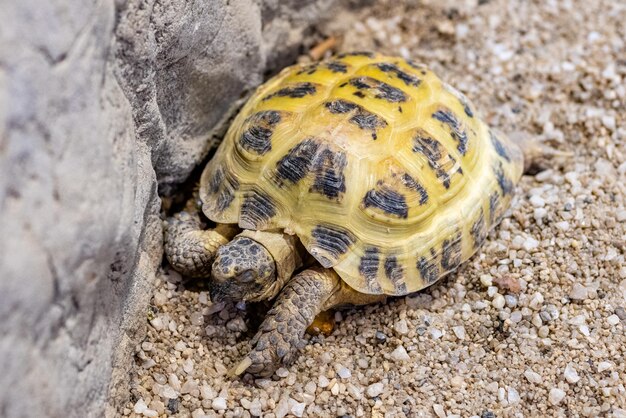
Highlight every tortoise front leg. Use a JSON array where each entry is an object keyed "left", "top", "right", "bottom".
[
  {"left": 231, "top": 267, "right": 386, "bottom": 377},
  {"left": 164, "top": 210, "right": 238, "bottom": 278}
]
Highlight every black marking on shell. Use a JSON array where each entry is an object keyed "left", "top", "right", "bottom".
[
  {"left": 490, "top": 131, "right": 511, "bottom": 162},
  {"left": 384, "top": 256, "right": 407, "bottom": 294},
  {"left": 400, "top": 173, "right": 429, "bottom": 205},
  {"left": 207, "top": 167, "right": 239, "bottom": 212},
  {"left": 406, "top": 59, "right": 427, "bottom": 71},
  {"left": 240, "top": 191, "right": 277, "bottom": 228},
  {"left": 417, "top": 248, "right": 440, "bottom": 285},
  {"left": 216, "top": 180, "right": 238, "bottom": 212},
  {"left": 446, "top": 84, "right": 474, "bottom": 118},
  {"left": 274, "top": 139, "right": 320, "bottom": 185},
  {"left": 489, "top": 191, "right": 500, "bottom": 224},
  {"left": 326, "top": 61, "right": 348, "bottom": 73},
  {"left": 398, "top": 106, "right": 403, "bottom": 113},
  {"left": 296, "top": 63, "right": 319, "bottom": 75},
  {"left": 412, "top": 131, "right": 457, "bottom": 189},
  {"left": 263, "top": 82, "right": 317, "bottom": 100},
  {"left": 239, "top": 110, "right": 282, "bottom": 155},
  {"left": 337, "top": 51, "right": 375, "bottom": 58},
  {"left": 310, "top": 148, "right": 347, "bottom": 199},
  {"left": 494, "top": 162, "right": 514, "bottom": 195},
  {"left": 470, "top": 209, "right": 487, "bottom": 249},
  {"left": 311, "top": 224, "right": 356, "bottom": 267},
  {"left": 441, "top": 232, "right": 463, "bottom": 272},
  {"left": 363, "top": 186, "right": 408, "bottom": 218},
  {"left": 208, "top": 166, "right": 225, "bottom": 195},
  {"left": 462, "top": 101, "right": 473, "bottom": 117},
  {"left": 349, "top": 77, "right": 407, "bottom": 103},
  {"left": 359, "top": 247, "right": 382, "bottom": 293},
  {"left": 351, "top": 113, "right": 387, "bottom": 139},
  {"left": 325, "top": 99, "right": 358, "bottom": 114},
  {"left": 432, "top": 109, "right": 468, "bottom": 155},
  {"left": 325, "top": 99, "right": 388, "bottom": 140},
  {"left": 375, "top": 62, "right": 421, "bottom": 86}
]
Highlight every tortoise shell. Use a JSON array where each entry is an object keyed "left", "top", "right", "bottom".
[{"left": 199, "top": 52, "right": 524, "bottom": 296}]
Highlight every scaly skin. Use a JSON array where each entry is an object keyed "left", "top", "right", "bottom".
[
  {"left": 231, "top": 267, "right": 386, "bottom": 377},
  {"left": 210, "top": 236, "right": 277, "bottom": 302},
  {"left": 164, "top": 210, "right": 238, "bottom": 278}
]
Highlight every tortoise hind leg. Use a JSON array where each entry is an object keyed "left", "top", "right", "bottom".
[{"left": 231, "top": 267, "right": 385, "bottom": 377}]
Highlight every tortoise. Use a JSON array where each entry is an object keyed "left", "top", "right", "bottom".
[{"left": 164, "top": 51, "right": 549, "bottom": 377}]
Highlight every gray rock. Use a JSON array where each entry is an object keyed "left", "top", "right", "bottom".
[{"left": 0, "top": 0, "right": 352, "bottom": 416}]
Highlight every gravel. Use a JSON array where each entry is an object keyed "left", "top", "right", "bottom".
[
  {"left": 119, "top": 0, "right": 626, "bottom": 416},
  {"left": 366, "top": 382, "right": 384, "bottom": 398},
  {"left": 389, "top": 345, "right": 410, "bottom": 362}
]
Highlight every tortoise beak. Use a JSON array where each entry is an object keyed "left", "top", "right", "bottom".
[{"left": 208, "top": 282, "right": 231, "bottom": 303}]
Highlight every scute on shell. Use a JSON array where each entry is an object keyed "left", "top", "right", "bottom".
[{"left": 200, "top": 52, "right": 524, "bottom": 296}]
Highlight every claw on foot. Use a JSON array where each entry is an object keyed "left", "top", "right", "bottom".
[{"left": 228, "top": 356, "right": 253, "bottom": 377}]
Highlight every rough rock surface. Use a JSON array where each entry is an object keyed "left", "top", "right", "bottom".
[{"left": 0, "top": 1, "right": 343, "bottom": 417}]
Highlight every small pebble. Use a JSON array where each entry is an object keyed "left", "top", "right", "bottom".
[
  {"left": 304, "top": 381, "right": 317, "bottom": 394},
  {"left": 318, "top": 375, "right": 329, "bottom": 388},
  {"left": 336, "top": 365, "right": 351, "bottom": 379},
  {"left": 597, "top": 361, "right": 613, "bottom": 372},
  {"left": 288, "top": 399, "right": 305, "bottom": 417},
  {"left": 161, "top": 385, "right": 178, "bottom": 400},
  {"left": 529, "top": 292, "right": 544, "bottom": 310},
  {"left": 452, "top": 326, "right": 466, "bottom": 340},
  {"left": 569, "top": 283, "right": 588, "bottom": 300},
  {"left": 523, "top": 237, "right": 539, "bottom": 252},
  {"left": 564, "top": 363, "right": 580, "bottom": 383},
  {"left": 607, "top": 314, "right": 620, "bottom": 326},
  {"left": 524, "top": 369, "right": 542, "bottom": 384},
  {"left": 275, "top": 397, "right": 290, "bottom": 418},
  {"left": 212, "top": 397, "right": 227, "bottom": 411},
  {"left": 275, "top": 368, "right": 289, "bottom": 378},
  {"left": 510, "top": 311, "right": 522, "bottom": 323},
  {"left": 190, "top": 311, "right": 204, "bottom": 326},
  {"left": 366, "top": 382, "right": 384, "bottom": 398},
  {"left": 505, "top": 295, "right": 518, "bottom": 308},
  {"left": 480, "top": 274, "right": 493, "bottom": 287},
  {"left": 507, "top": 387, "right": 520, "bottom": 404},
  {"left": 150, "top": 317, "right": 164, "bottom": 331},
  {"left": 394, "top": 319, "right": 409, "bottom": 335},
  {"left": 430, "top": 328, "right": 443, "bottom": 339},
  {"left": 549, "top": 388, "right": 566, "bottom": 405},
  {"left": 530, "top": 195, "right": 545, "bottom": 207},
  {"left": 433, "top": 404, "right": 446, "bottom": 418},
  {"left": 347, "top": 383, "right": 362, "bottom": 400},
  {"left": 226, "top": 317, "right": 247, "bottom": 332},
  {"left": 390, "top": 345, "right": 411, "bottom": 362},
  {"left": 134, "top": 399, "right": 148, "bottom": 414},
  {"left": 200, "top": 385, "right": 215, "bottom": 400},
  {"left": 492, "top": 294, "right": 506, "bottom": 309},
  {"left": 374, "top": 331, "right": 387, "bottom": 343},
  {"left": 249, "top": 399, "right": 262, "bottom": 416},
  {"left": 191, "top": 408, "right": 206, "bottom": 418}
]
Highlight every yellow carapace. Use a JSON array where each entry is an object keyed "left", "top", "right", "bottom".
[{"left": 200, "top": 52, "right": 524, "bottom": 296}]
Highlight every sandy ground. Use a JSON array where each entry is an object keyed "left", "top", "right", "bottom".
[{"left": 120, "top": 0, "right": 626, "bottom": 417}]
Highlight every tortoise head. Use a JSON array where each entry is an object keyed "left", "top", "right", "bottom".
[{"left": 210, "top": 236, "right": 276, "bottom": 303}]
